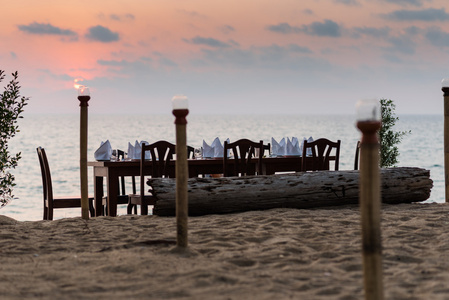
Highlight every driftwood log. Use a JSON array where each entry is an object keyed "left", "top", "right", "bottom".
[{"left": 151, "top": 167, "right": 433, "bottom": 216}]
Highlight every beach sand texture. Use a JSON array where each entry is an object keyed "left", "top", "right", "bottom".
[{"left": 1, "top": 203, "right": 449, "bottom": 299}]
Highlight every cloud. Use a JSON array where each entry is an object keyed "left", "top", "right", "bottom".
[
  {"left": 176, "top": 9, "right": 207, "bottom": 19},
  {"left": 425, "top": 27, "right": 449, "bottom": 47},
  {"left": 98, "top": 55, "right": 178, "bottom": 72},
  {"left": 38, "top": 69, "right": 73, "bottom": 81},
  {"left": 404, "top": 26, "right": 422, "bottom": 35},
  {"left": 85, "top": 25, "right": 120, "bottom": 42},
  {"left": 97, "top": 59, "right": 129, "bottom": 67},
  {"left": 158, "top": 57, "right": 178, "bottom": 67},
  {"left": 382, "top": 8, "right": 449, "bottom": 21},
  {"left": 266, "top": 23, "right": 301, "bottom": 34},
  {"left": 110, "top": 13, "right": 135, "bottom": 21},
  {"left": 334, "top": 0, "right": 360, "bottom": 6},
  {"left": 303, "top": 9, "right": 314, "bottom": 15},
  {"left": 17, "top": 22, "right": 77, "bottom": 36},
  {"left": 382, "top": 53, "right": 404, "bottom": 63},
  {"left": 10, "top": 52, "right": 17, "bottom": 59},
  {"left": 219, "top": 25, "right": 235, "bottom": 34},
  {"left": 302, "top": 20, "right": 342, "bottom": 37},
  {"left": 353, "top": 26, "right": 391, "bottom": 38},
  {"left": 384, "top": 35, "right": 416, "bottom": 54},
  {"left": 258, "top": 44, "right": 310, "bottom": 58},
  {"left": 184, "top": 36, "right": 233, "bottom": 48},
  {"left": 384, "top": 0, "right": 426, "bottom": 7},
  {"left": 188, "top": 43, "right": 323, "bottom": 72},
  {"left": 288, "top": 44, "right": 313, "bottom": 54},
  {"left": 267, "top": 20, "right": 341, "bottom": 37}
]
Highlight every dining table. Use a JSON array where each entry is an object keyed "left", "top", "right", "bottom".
[{"left": 88, "top": 156, "right": 334, "bottom": 217}]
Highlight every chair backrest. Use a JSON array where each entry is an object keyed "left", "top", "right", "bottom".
[
  {"left": 223, "top": 139, "right": 264, "bottom": 177},
  {"left": 263, "top": 143, "right": 271, "bottom": 157},
  {"left": 139, "top": 141, "right": 176, "bottom": 198},
  {"left": 187, "top": 146, "right": 194, "bottom": 159},
  {"left": 301, "top": 138, "right": 341, "bottom": 171},
  {"left": 172, "top": 145, "right": 195, "bottom": 159},
  {"left": 36, "top": 147, "right": 54, "bottom": 211},
  {"left": 354, "top": 140, "right": 361, "bottom": 170}
]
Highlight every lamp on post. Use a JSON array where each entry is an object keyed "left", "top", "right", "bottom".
[
  {"left": 356, "top": 99, "right": 384, "bottom": 300},
  {"left": 442, "top": 79, "right": 449, "bottom": 202},
  {"left": 78, "top": 86, "right": 90, "bottom": 220},
  {"left": 172, "top": 94, "right": 189, "bottom": 249}
]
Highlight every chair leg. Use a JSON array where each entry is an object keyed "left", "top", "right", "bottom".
[
  {"left": 88, "top": 200, "right": 95, "bottom": 217},
  {"left": 48, "top": 206, "right": 54, "bottom": 221},
  {"left": 43, "top": 205, "right": 48, "bottom": 220},
  {"left": 127, "top": 203, "right": 134, "bottom": 214},
  {"left": 126, "top": 201, "right": 138, "bottom": 215},
  {"left": 141, "top": 204, "right": 148, "bottom": 215}
]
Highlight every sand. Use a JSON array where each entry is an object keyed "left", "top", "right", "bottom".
[{"left": 1, "top": 203, "right": 449, "bottom": 299}]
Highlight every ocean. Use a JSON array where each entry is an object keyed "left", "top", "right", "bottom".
[{"left": 1, "top": 114, "right": 443, "bottom": 221}]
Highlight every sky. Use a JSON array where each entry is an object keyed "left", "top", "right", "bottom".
[{"left": 2, "top": 0, "right": 449, "bottom": 115}]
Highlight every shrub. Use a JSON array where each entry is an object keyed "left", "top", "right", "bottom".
[
  {"left": 0, "top": 70, "right": 29, "bottom": 206},
  {"left": 379, "top": 98, "right": 410, "bottom": 168}
]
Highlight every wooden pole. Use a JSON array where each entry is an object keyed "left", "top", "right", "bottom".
[
  {"left": 173, "top": 108, "right": 189, "bottom": 248},
  {"left": 79, "top": 95, "right": 90, "bottom": 220},
  {"left": 443, "top": 87, "right": 449, "bottom": 202},
  {"left": 357, "top": 120, "right": 384, "bottom": 300}
]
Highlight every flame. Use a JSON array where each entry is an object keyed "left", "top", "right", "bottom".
[{"left": 74, "top": 78, "right": 84, "bottom": 90}]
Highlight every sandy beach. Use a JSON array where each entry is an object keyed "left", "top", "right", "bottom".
[{"left": 1, "top": 203, "right": 449, "bottom": 299}]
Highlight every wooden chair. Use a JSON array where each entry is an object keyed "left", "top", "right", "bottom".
[
  {"left": 301, "top": 138, "right": 341, "bottom": 171},
  {"left": 102, "top": 149, "right": 137, "bottom": 215},
  {"left": 102, "top": 174, "right": 137, "bottom": 215},
  {"left": 263, "top": 143, "right": 271, "bottom": 157},
  {"left": 187, "top": 146, "right": 194, "bottom": 159},
  {"left": 223, "top": 139, "right": 264, "bottom": 177},
  {"left": 354, "top": 140, "right": 361, "bottom": 170},
  {"left": 37, "top": 147, "right": 94, "bottom": 220},
  {"left": 127, "top": 141, "right": 176, "bottom": 215}
]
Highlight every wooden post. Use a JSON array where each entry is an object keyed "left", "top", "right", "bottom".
[
  {"left": 357, "top": 119, "right": 384, "bottom": 300},
  {"left": 172, "top": 95, "right": 189, "bottom": 249},
  {"left": 443, "top": 86, "right": 449, "bottom": 202},
  {"left": 78, "top": 87, "right": 90, "bottom": 220}
]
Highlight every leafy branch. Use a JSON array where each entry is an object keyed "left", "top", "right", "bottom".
[
  {"left": 0, "top": 70, "right": 29, "bottom": 206},
  {"left": 379, "top": 98, "right": 410, "bottom": 168}
]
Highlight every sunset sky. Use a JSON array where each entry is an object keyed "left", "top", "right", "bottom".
[{"left": 2, "top": 0, "right": 449, "bottom": 115}]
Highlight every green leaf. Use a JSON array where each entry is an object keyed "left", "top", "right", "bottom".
[
  {"left": 0, "top": 70, "right": 29, "bottom": 205},
  {"left": 379, "top": 98, "right": 410, "bottom": 168}
]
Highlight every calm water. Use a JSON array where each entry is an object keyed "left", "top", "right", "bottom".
[{"left": 2, "top": 114, "right": 443, "bottom": 221}]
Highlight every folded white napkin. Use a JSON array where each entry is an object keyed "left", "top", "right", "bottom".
[
  {"left": 202, "top": 138, "right": 230, "bottom": 158},
  {"left": 286, "top": 137, "right": 301, "bottom": 156},
  {"left": 140, "top": 141, "right": 151, "bottom": 160},
  {"left": 301, "top": 136, "right": 314, "bottom": 156},
  {"left": 127, "top": 140, "right": 151, "bottom": 160},
  {"left": 202, "top": 139, "right": 214, "bottom": 158},
  {"left": 127, "top": 142, "right": 135, "bottom": 159},
  {"left": 272, "top": 137, "right": 301, "bottom": 156},
  {"left": 213, "top": 137, "right": 224, "bottom": 158},
  {"left": 271, "top": 137, "right": 285, "bottom": 156},
  {"left": 94, "top": 140, "right": 112, "bottom": 161},
  {"left": 134, "top": 140, "right": 141, "bottom": 159},
  {"left": 271, "top": 137, "right": 315, "bottom": 156}
]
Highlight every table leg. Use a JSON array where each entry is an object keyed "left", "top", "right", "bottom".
[
  {"left": 94, "top": 173, "right": 104, "bottom": 217},
  {"left": 107, "top": 169, "right": 119, "bottom": 217}
]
